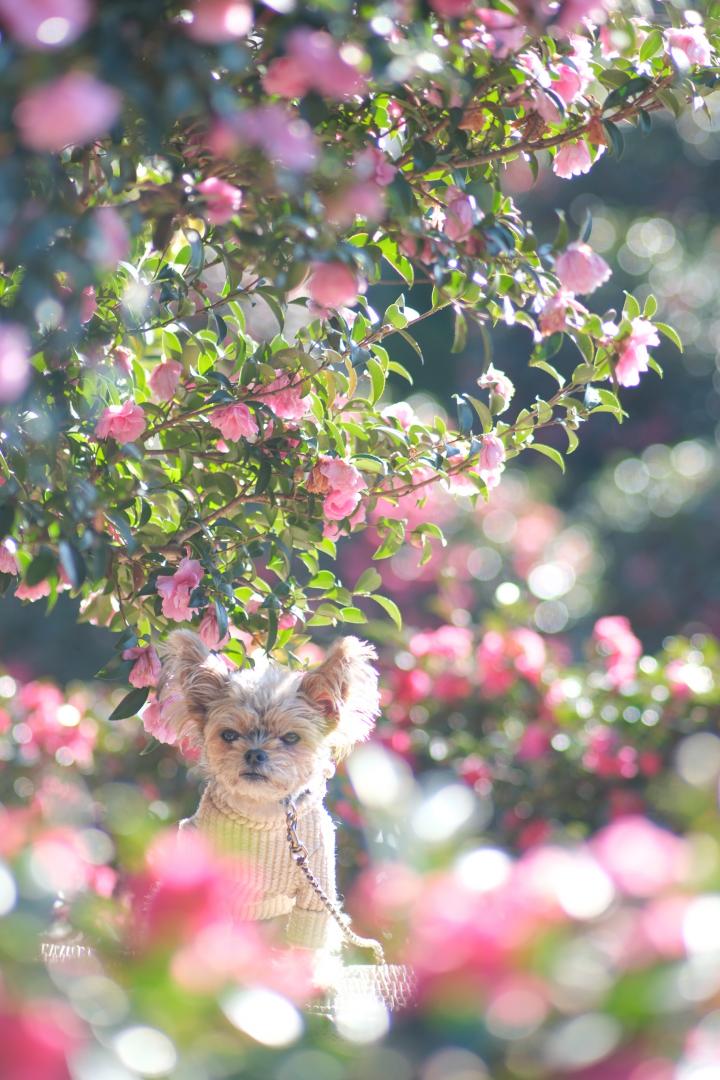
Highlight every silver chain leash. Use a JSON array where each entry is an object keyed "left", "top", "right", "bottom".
[{"left": 283, "top": 796, "right": 386, "bottom": 964}]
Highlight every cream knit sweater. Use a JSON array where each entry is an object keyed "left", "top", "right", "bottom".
[{"left": 181, "top": 782, "right": 337, "bottom": 949}]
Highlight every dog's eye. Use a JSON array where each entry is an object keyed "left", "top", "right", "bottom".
[
  {"left": 221, "top": 729, "right": 240, "bottom": 743},
  {"left": 280, "top": 732, "right": 300, "bottom": 745}
]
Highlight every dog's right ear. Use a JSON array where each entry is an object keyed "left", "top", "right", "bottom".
[{"left": 157, "top": 630, "right": 229, "bottom": 745}]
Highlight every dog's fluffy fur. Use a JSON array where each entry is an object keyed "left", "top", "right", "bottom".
[{"left": 158, "top": 631, "right": 380, "bottom": 805}]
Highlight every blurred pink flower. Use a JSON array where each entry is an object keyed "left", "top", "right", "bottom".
[
  {"left": 615, "top": 318, "right": 660, "bottom": 387},
  {"left": 86, "top": 206, "right": 129, "bottom": 270},
  {"left": 552, "top": 0, "right": 610, "bottom": 31},
  {"left": 308, "top": 262, "right": 360, "bottom": 309},
  {"left": 0, "top": 1000, "right": 85, "bottom": 1080},
  {"left": 479, "top": 432, "right": 506, "bottom": 474},
  {"left": 264, "top": 28, "right": 367, "bottom": 101},
  {"left": 255, "top": 373, "right": 309, "bottom": 421},
  {"left": 430, "top": 0, "right": 474, "bottom": 15},
  {"left": 477, "top": 628, "right": 546, "bottom": 695},
  {"left": 0, "top": 541, "right": 19, "bottom": 575},
  {"left": 197, "top": 176, "right": 243, "bottom": 224},
  {"left": 477, "top": 9, "right": 526, "bottom": 56},
  {"left": 665, "top": 25, "right": 712, "bottom": 66},
  {"left": 539, "top": 290, "right": 573, "bottom": 335},
  {"left": 210, "top": 402, "right": 259, "bottom": 441},
  {"left": 199, "top": 606, "right": 230, "bottom": 650},
  {"left": 95, "top": 399, "right": 146, "bottom": 442},
  {"left": 409, "top": 625, "right": 473, "bottom": 661},
  {"left": 0, "top": 322, "right": 31, "bottom": 401},
  {"left": 156, "top": 557, "right": 204, "bottom": 621},
  {"left": 517, "top": 722, "right": 552, "bottom": 761},
  {"left": 149, "top": 359, "right": 183, "bottom": 401},
  {"left": 555, "top": 242, "right": 611, "bottom": 295},
  {"left": 123, "top": 645, "right": 162, "bottom": 689},
  {"left": 231, "top": 105, "right": 318, "bottom": 171},
  {"left": 592, "top": 816, "right": 687, "bottom": 897},
  {"left": 553, "top": 140, "right": 593, "bottom": 179},
  {"left": 443, "top": 187, "right": 475, "bottom": 242},
  {"left": 0, "top": 0, "right": 92, "bottom": 50},
  {"left": 593, "top": 615, "right": 642, "bottom": 686},
  {"left": 382, "top": 401, "right": 417, "bottom": 428},
  {"left": 315, "top": 455, "right": 366, "bottom": 521},
  {"left": 263, "top": 55, "right": 311, "bottom": 98},
  {"left": 186, "top": 0, "right": 252, "bottom": 41},
  {"left": 14, "top": 71, "right": 121, "bottom": 152},
  {"left": 15, "top": 579, "right": 51, "bottom": 602}
]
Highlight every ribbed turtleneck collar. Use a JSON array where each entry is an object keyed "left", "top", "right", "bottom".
[{"left": 200, "top": 778, "right": 326, "bottom": 830}]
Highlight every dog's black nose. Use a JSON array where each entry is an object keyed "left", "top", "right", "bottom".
[{"left": 245, "top": 748, "right": 268, "bottom": 767}]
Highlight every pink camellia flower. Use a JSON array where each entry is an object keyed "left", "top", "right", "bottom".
[
  {"left": 477, "top": 627, "right": 546, "bottom": 695},
  {"left": 149, "top": 359, "right": 183, "bottom": 402},
  {"left": 443, "top": 187, "right": 475, "bottom": 242},
  {"left": 290, "top": 28, "right": 367, "bottom": 101},
  {"left": 141, "top": 696, "right": 178, "bottom": 745},
  {"left": 307, "top": 262, "right": 360, "bottom": 309},
  {"left": 263, "top": 55, "right": 311, "bottom": 98},
  {"left": 123, "top": 645, "right": 162, "bottom": 689},
  {"left": 255, "top": 373, "right": 309, "bottom": 422},
  {"left": 592, "top": 816, "right": 687, "bottom": 897},
  {"left": 322, "top": 500, "right": 366, "bottom": 540},
  {"left": 314, "top": 455, "right": 366, "bottom": 521},
  {"left": 0, "top": 0, "right": 92, "bottom": 50},
  {"left": 95, "top": 399, "right": 146, "bottom": 443},
  {"left": 665, "top": 25, "right": 712, "bottom": 67},
  {"left": 479, "top": 432, "right": 506, "bottom": 474},
  {"left": 198, "top": 606, "right": 230, "bottom": 650},
  {"left": 210, "top": 402, "right": 259, "bottom": 442},
  {"left": 409, "top": 625, "right": 473, "bottom": 662},
  {"left": 0, "top": 322, "right": 31, "bottom": 402},
  {"left": 79, "top": 285, "right": 96, "bottom": 323},
  {"left": 615, "top": 317, "right": 660, "bottom": 387},
  {"left": 230, "top": 105, "right": 318, "bottom": 172},
  {"left": 185, "top": 0, "right": 252, "bottom": 42},
  {"left": 0, "top": 541, "right": 19, "bottom": 575},
  {"left": 593, "top": 614, "right": 642, "bottom": 686},
  {"left": 538, "top": 290, "right": 573, "bottom": 336},
  {"left": 14, "top": 71, "right": 122, "bottom": 153},
  {"left": 86, "top": 206, "right": 130, "bottom": 270},
  {"left": 156, "top": 557, "right": 203, "bottom": 621},
  {"left": 15, "top": 578, "right": 51, "bottom": 602},
  {"left": 477, "top": 364, "right": 514, "bottom": 413},
  {"left": 382, "top": 401, "right": 417, "bottom": 429},
  {"left": 197, "top": 177, "right": 243, "bottom": 225},
  {"left": 555, "top": 241, "right": 611, "bottom": 295},
  {"left": 553, "top": 139, "right": 593, "bottom": 179},
  {"left": 554, "top": 0, "right": 610, "bottom": 32}
]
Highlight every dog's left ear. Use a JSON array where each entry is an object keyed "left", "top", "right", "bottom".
[{"left": 299, "top": 636, "right": 380, "bottom": 757}]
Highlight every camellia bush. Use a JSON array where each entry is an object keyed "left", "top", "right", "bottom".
[{"left": 0, "top": 0, "right": 712, "bottom": 707}]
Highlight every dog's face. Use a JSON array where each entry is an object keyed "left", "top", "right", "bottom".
[{"left": 158, "top": 632, "right": 380, "bottom": 807}]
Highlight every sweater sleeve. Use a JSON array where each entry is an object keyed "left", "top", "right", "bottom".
[{"left": 285, "top": 807, "right": 338, "bottom": 949}]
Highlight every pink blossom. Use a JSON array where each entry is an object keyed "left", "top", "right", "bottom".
[
  {"left": 149, "top": 360, "right": 183, "bottom": 402},
  {"left": 95, "top": 399, "right": 146, "bottom": 443},
  {"left": 615, "top": 317, "right": 660, "bottom": 387},
  {"left": 308, "top": 262, "right": 360, "bottom": 309},
  {"left": 255, "top": 373, "right": 309, "bottom": 421},
  {"left": 477, "top": 9, "right": 526, "bottom": 57},
  {"left": 199, "top": 607, "right": 230, "bottom": 650},
  {"left": 0, "top": 0, "right": 92, "bottom": 50},
  {"left": 326, "top": 182, "right": 385, "bottom": 226},
  {"left": 231, "top": 105, "right": 318, "bottom": 172},
  {"left": 552, "top": 63, "right": 585, "bottom": 104},
  {"left": 362, "top": 146, "right": 397, "bottom": 187},
  {"left": 555, "top": 242, "right": 611, "bottom": 295},
  {"left": 479, "top": 432, "right": 506, "bottom": 474},
  {"left": 430, "top": 0, "right": 474, "bottom": 16},
  {"left": 86, "top": 206, "right": 129, "bottom": 270},
  {"left": 593, "top": 615, "right": 642, "bottom": 686},
  {"left": 477, "top": 628, "right": 546, "bottom": 695},
  {"left": 197, "top": 177, "right": 243, "bottom": 225},
  {"left": 210, "top": 402, "right": 259, "bottom": 442},
  {"left": 477, "top": 364, "right": 514, "bottom": 412},
  {"left": 443, "top": 188, "right": 475, "bottom": 242},
  {"left": 263, "top": 56, "right": 311, "bottom": 98},
  {"left": 0, "top": 323, "right": 31, "bottom": 402},
  {"left": 553, "top": 140, "right": 593, "bottom": 179},
  {"left": 186, "top": 0, "right": 252, "bottom": 42},
  {"left": 0, "top": 1000, "right": 86, "bottom": 1080},
  {"left": 665, "top": 26, "right": 712, "bottom": 67},
  {"left": 80, "top": 285, "right": 96, "bottom": 323},
  {"left": 113, "top": 346, "right": 133, "bottom": 375},
  {"left": 322, "top": 500, "right": 366, "bottom": 540},
  {"left": 592, "top": 816, "right": 687, "bottom": 897},
  {"left": 382, "top": 401, "right": 417, "bottom": 429},
  {"left": 409, "top": 625, "right": 473, "bottom": 661},
  {"left": 123, "top": 645, "right": 162, "bottom": 689},
  {"left": 16, "top": 579, "right": 51, "bottom": 602},
  {"left": 517, "top": 722, "right": 552, "bottom": 761},
  {"left": 0, "top": 541, "right": 19, "bottom": 575},
  {"left": 14, "top": 71, "right": 121, "bottom": 153},
  {"left": 156, "top": 557, "right": 204, "bottom": 621},
  {"left": 316, "top": 455, "right": 366, "bottom": 521},
  {"left": 289, "top": 28, "right": 367, "bottom": 101},
  {"left": 538, "top": 291, "right": 572, "bottom": 336},
  {"left": 142, "top": 697, "right": 178, "bottom": 745}
]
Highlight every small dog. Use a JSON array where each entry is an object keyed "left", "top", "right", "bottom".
[{"left": 158, "top": 631, "right": 380, "bottom": 949}]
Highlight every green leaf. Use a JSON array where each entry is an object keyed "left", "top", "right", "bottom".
[
  {"left": 0, "top": 504, "right": 15, "bottom": 541},
  {"left": 366, "top": 357, "right": 386, "bottom": 405},
  {"left": 308, "top": 570, "right": 335, "bottom": 589},
  {"left": 655, "top": 322, "right": 683, "bottom": 351},
  {"left": 25, "top": 550, "right": 55, "bottom": 587},
  {"left": 369, "top": 593, "right": 403, "bottom": 630},
  {"left": 528, "top": 442, "right": 565, "bottom": 472},
  {"left": 108, "top": 687, "right": 150, "bottom": 722},
  {"left": 465, "top": 394, "right": 493, "bottom": 433},
  {"left": 58, "top": 540, "right": 86, "bottom": 589},
  {"left": 530, "top": 359, "right": 564, "bottom": 386},
  {"left": 623, "top": 292, "right": 641, "bottom": 320},
  {"left": 639, "top": 28, "right": 664, "bottom": 62},
  {"left": 340, "top": 606, "right": 367, "bottom": 624},
  {"left": 354, "top": 567, "right": 382, "bottom": 594},
  {"left": 451, "top": 309, "right": 468, "bottom": 354}
]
